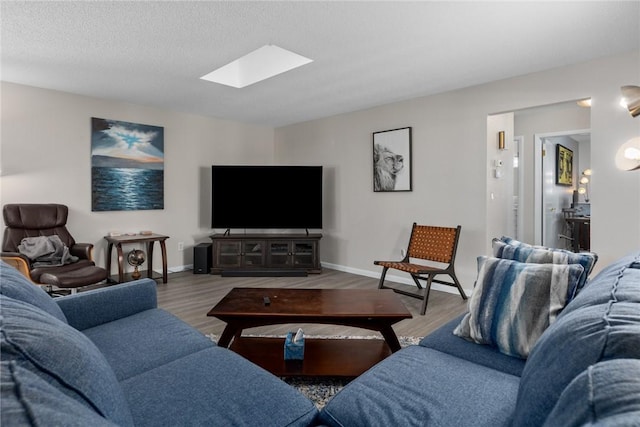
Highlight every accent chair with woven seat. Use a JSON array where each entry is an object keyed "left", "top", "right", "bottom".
[
  {"left": 1, "top": 203, "right": 108, "bottom": 294},
  {"left": 374, "top": 223, "right": 467, "bottom": 315}
]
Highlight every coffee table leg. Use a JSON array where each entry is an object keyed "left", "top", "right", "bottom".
[
  {"left": 380, "top": 326, "right": 402, "bottom": 352},
  {"left": 217, "top": 325, "right": 241, "bottom": 348}
]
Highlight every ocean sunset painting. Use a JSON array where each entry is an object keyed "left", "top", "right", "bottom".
[{"left": 91, "top": 117, "right": 164, "bottom": 211}]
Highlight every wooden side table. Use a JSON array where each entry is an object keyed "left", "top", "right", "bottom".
[{"left": 104, "top": 234, "right": 169, "bottom": 284}]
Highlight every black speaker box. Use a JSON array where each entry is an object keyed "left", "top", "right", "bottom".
[{"left": 193, "top": 243, "right": 212, "bottom": 274}]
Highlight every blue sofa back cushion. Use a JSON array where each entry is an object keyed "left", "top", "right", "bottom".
[
  {"left": 0, "top": 296, "right": 134, "bottom": 427},
  {"left": 0, "top": 260, "right": 67, "bottom": 323},
  {"left": 512, "top": 256, "right": 640, "bottom": 427},
  {"left": 560, "top": 252, "right": 640, "bottom": 315},
  {"left": 542, "top": 359, "right": 640, "bottom": 427},
  {"left": 1, "top": 361, "right": 119, "bottom": 427},
  {"left": 56, "top": 279, "right": 158, "bottom": 331},
  {"left": 493, "top": 237, "right": 597, "bottom": 296}
]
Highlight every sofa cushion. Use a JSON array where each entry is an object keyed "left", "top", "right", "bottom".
[
  {"left": 493, "top": 237, "right": 597, "bottom": 295},
  {"left": 56, "top": 279, "right": 158, "bottom": 331},
  {"left": 319, "top": 345, "right": 520, "bottom": 427},
  {"left": 512, "top": 256, "right": 640, "bottom": 427},
  {"left": 120, "top": 346, "right": 319, "bottom": 427},
  {"left": 0, "top": 296, "right": 134, "bottom": 426},
  {"left": 1, "top": 361, "right": 119, "bottom": 427},
  {"left": 81, "top": 308, "right": 215, "bottom": 380},
  {"left": 559, "top": 252, "right": 640, "bottom": 315},
  {"left": 453, "top": 256, "right": 584, "bottom": 358},
  {"left": 420, "top": 315, "right": 526, "bottom": 377},
  {"left": 543, "top": 359, "right": 640, "bottom": 427},
  {"left": 0, "top": 260, "right": 67, "bottom": 322}
]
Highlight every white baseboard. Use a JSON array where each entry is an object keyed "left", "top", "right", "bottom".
[
  {"left": 321, "top": 262, "right": 473, "bottom": 296},
  {"left": 167, "top": 264, "right": 193, "bottom": 273}
]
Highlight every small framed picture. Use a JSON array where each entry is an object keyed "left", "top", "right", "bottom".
[
  {"left": 556, "top": 144, "right": 573, "bottom": 186},
  {"left": 373, "top": 127, "right": 412, "bottom": 192}
]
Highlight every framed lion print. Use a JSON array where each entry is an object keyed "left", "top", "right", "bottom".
[{"left": 373, "top": 127, "right": 412, "bottom": 192}]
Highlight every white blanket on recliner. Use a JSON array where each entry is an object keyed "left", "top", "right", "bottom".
[{"left": 18, "top": 235, "right": 78, "bottom": 267}]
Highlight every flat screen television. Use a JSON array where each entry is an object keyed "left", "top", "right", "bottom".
[{"left": 211, "top": 165, "right": 323, "bottom": 230}]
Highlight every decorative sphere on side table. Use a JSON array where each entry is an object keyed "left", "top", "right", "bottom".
[{"left": 127, "top": 249, "right": 146, "bottom": 280}]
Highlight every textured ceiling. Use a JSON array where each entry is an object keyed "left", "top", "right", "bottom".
[{"left": 2, "top": 1, "right": 639, "bottom": 127}]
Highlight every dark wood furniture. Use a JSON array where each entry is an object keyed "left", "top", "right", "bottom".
[
  {"left": 207, "top": 288, "right": 412, "bottom": 377},
  {"left": 104, "top": 233, "right": 169, "bottom": 284},
  {"left": 374, "top": 223, "right": 466, "bottom": 315},
  {"left": 565, "top": 216, "right": 591, "bottom": 252},
  {"left": 209, "top": 233, "right": 321, "bottom": 276}
]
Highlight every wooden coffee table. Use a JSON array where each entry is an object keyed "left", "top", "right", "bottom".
[{"left": 207, "top": 288, "right": 412, "bottom": 377}]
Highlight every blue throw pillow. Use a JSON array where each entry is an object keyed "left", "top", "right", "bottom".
[
  {"left": 543, "top": 359, "right": 640, "bottom": 427},
  {"left": 453, "top": 257, "right": 584, "bottom": 359},
  {"left": 493, "top": 237, "right": 597, "bottom": 297},
  {"left": 0, "top": 297, "right": 134, "bottom": 426},
  {"left": 0, "top": 260, "right": 67, "bottom": 322},
  {"left": 1, "top": 361, "right": 119, "bottom": 427}
]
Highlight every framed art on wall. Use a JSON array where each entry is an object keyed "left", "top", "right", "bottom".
[
  {"left": 556, "top": 144, "right": 573, "bottom": 186},
  {"left": 91, "top": 117, "right": 165, "bottom": 211},
  {"left": 373, "top": 127, "right": 412, "bottom": 192}
]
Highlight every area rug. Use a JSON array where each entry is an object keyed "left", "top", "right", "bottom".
[{"left": 207, "top": 334, "right": 420, "bottom": 408}]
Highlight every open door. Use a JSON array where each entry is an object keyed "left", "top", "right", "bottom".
[{"left": 534, "top": 131, "right": 590, "bottom": 248}]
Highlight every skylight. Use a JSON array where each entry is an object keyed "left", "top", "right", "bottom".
[{"left": 200, "top": 45, "right": 313, "bottom": 88}]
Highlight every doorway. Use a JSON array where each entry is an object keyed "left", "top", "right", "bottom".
[
  {"left": 487, "top": 99, "right": 591, "bottom": 249},
  {"left": 534, "top": 130, "right": 591, "bottom": 249}
]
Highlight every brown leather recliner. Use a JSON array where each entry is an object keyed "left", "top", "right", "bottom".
[{"left": 1, "top": 203, "right": 108, "bottom": 293}]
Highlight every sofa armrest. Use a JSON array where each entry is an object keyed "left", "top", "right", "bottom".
[
  {"left": 1, "top": 253, "right": 34, "bottom": 281},
  {"left": 70, "top": 243, "right": 93, "bottom": 261},
  {"left": 56, "top": 279, "right": 158, "bottom": 330}
]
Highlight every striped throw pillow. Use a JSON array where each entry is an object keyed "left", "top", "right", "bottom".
[
  {"left": 492, "top": 237, "right": 597, "bottom": 298},
  {"left": 454, "top": 256, "right": 584, "bottom": 359}
]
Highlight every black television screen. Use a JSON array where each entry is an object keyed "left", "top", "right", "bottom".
[{"left": 211, "top": 165, "right": 323, "bottom": 229}]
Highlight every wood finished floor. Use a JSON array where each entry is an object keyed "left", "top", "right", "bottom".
[{"left": 153, "top": 268, "right": 469, "bottom": 339}]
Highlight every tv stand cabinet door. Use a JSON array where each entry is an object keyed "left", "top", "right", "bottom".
[
  {"left": 212, "top": 239, "right": 265, "bottom": 272},
  {"left": 267, "top": 240, "right": 294, "bottom": 268},
  {"left": 266, "top": 239, "right": 320, "bottom": 271},
  {"left": 291, "top": 240, "right": 319, "bottom": 269},
  {"left": 241, "top": 240, "right": 266, "bottom": 267}
]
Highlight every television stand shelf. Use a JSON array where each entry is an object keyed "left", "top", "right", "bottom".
[{"left": 209, "top": 233, "right": 322, "bottom": 276}]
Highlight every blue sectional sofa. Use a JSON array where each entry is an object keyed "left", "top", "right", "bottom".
[
  {"left": 0, "top": 261, "right": 319, "bottom": 426},
  {"left": 319, "top": 251, "right": 640, "bottom": 426}
]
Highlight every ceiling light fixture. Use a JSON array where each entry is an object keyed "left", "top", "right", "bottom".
[
  {"left": 200, "top": 44, "right": 313, "bottom": 89},
  {"left": 620, "top": 85, "right": 640, "bottom": 117},
  {"left": 576, "top": 98, "right": 591, "bottom": 108}
]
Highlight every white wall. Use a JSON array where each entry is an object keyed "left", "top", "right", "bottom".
[
  {"left": 1, "top": 82, "right": 274, "bottom": 274},
  {"left": 487, "top": 112, "right": 514, "bottom": 254},
  {"left": 275, "top": 51, "right": 640, "bottom": 290},
  {"left": 3, "top": 51, "right": 639, "bottom": 286}
]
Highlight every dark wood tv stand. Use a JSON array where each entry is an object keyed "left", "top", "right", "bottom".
[{"left": 209, "top": 233, "right": 322, "bottom": 276}]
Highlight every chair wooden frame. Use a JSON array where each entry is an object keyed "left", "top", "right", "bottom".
[{"left": 374, "top": 223, "right": 467, "bottom": 315}]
